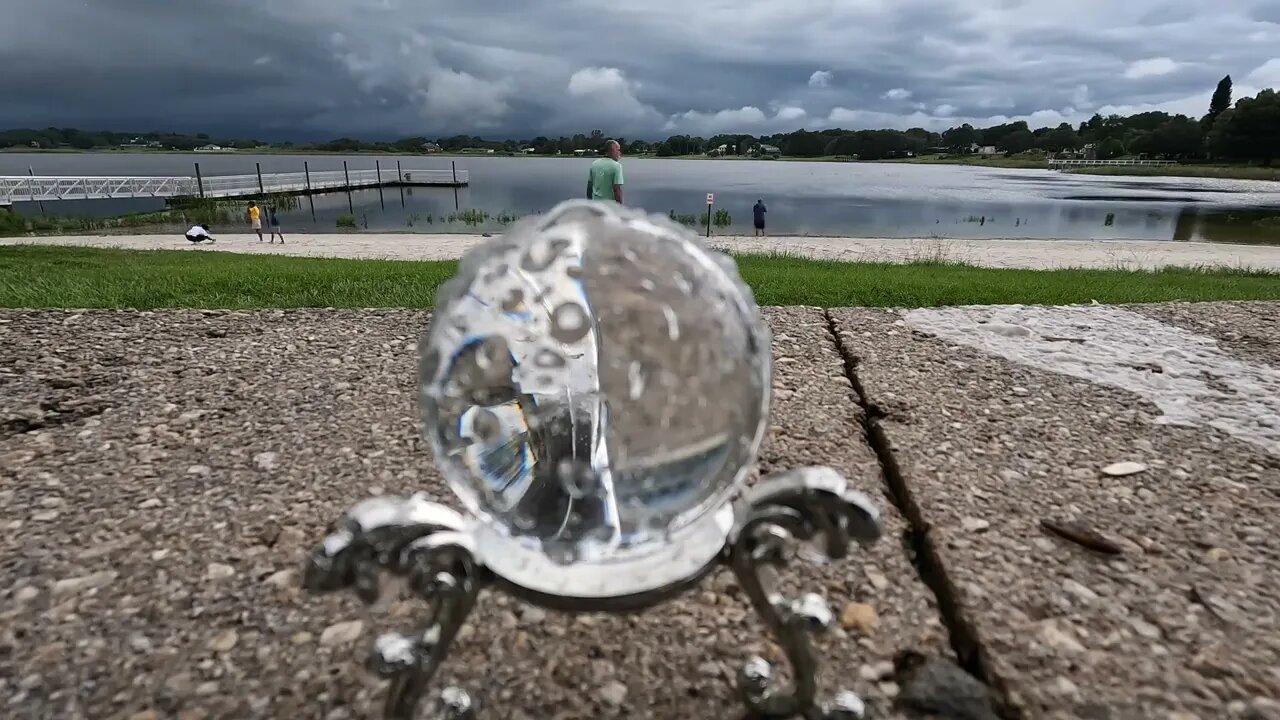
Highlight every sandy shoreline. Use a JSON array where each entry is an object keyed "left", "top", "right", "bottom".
[{"left": 5, "top": 232, "right": 1280, "bottom": 270}]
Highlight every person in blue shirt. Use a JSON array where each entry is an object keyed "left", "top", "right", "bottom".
[
  {"left": 268, "top": 206, "right": 284, "bottom": 243},
  {"left": 752, "top": 199, "right": 767, "bottom": 237}
]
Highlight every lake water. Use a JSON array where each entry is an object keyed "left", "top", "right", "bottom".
[{"left": 5, "top": 152, "right": 1280, "bottom": 244}]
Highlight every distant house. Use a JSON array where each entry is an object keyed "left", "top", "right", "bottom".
[
  {"left": 29, "top": 141, "right": 40, "bottom": 148},
  {"left": 520, "top": 147, "right": 536, "bottom": 154},
  {"left": 194, "top": 144, "right": 225, "bottom": 152},
  {"left": 422, "top": 142, "right": 442, "bottom": 153},
  {"left": 749, "top": 143, "right": 781, "bottom": 158},
  {"left": 975, "top": 145, "right": 998, "bottom": 155},
  {"left": 706, "top": 144, "right": 730, "bottom": 157}
]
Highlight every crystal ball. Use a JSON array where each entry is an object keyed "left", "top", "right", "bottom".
[{"left": 418, "top": 200, "right": 771, "bottom": 600}]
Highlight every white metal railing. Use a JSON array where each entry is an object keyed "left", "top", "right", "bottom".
[
  {"left": 0, "top": 168, "right": 467, "bottom": 204},
  {"left": 1047, "top": 159, "right": 1178, "bottom": 168},
  {"left": 0, "top": 175, "right": 196, "bottom": 202}
]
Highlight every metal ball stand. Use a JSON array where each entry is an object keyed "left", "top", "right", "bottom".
[{"left": 303, "top": 466, "right": 882, "bottom": 719}]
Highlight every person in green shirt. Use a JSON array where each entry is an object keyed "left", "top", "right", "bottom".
[{"left": 587, "top": 139, "right": 625, "bottom": 203}]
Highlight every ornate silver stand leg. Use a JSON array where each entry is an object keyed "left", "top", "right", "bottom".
[
  {"left": 304, "top": 494, "right": 486, "bottom": 720},
  {"left": 726, "top": 467, "right": 883, "bottom": 719},
  {"left": 301, "top": 469, "right": 880, "bottom": 720}
]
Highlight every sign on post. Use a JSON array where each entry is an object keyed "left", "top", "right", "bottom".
[{"left": 706, "top": 193, "right": 715, "bottom": 205}]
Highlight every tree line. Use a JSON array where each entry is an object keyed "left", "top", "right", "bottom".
[
  {"left": 0, "top": 127, "right": 269, "bottom": 151},
  {"left": 434, "top": 78, "right": 1276, "bottom": 165},
  {"left": 4, "top": 76, "right": 1276, "bottom": 164},
  {"left": 632, "top": 78, "right": 1275, "bottom": 164}
]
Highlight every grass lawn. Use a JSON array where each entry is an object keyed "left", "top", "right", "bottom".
[
  {"left": 886, "top": 156, "right": 1280, "bottom": 180},
  {"left": 1068, "top": 165, "right": 1280, "bottom": 181},
  {"left": 1, "top": 245, "right": 1278, "bottom": 310},
  {"left": 884, "top": 155, "right": 1048, "bottom": 169}
]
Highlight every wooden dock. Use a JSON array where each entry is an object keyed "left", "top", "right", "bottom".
[{"left": 0, "top": 166, "right": 467, "bottom": 205}]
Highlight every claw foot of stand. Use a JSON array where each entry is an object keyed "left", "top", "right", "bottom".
[
  {"left": 434, "top": 687, "right": 476, "bottom": 720},
  {"left": 729, "top": 467, "right": 883, "bottom": 719},
  {"left": 741, "top": 655, "right": 870, "bottom": 719},
  {"left": 303, "top": 467, "right": 882, "bottom": 720},
  {"left": 740, "top": 658, "right": 870, "bottom": 720},
  {"left": 304, "top": 494, "right": 484, "bottom": 720}
]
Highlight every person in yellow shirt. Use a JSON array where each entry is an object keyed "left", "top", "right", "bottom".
[{"left": 247, "top": 202, "right": 263, "bottom": 241}]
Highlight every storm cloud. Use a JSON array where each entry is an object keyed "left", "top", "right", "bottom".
[{"left": 3, "top": 0, "right": 1279, "bottom": 139}]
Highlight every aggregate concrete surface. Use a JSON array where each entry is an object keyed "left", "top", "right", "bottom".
[
  {"left": 1130, "top": 301, "right": 1280, "bottom": 367},
  {"left": 1, "top": 308, "right": 947, "bottom": 720},
  {"left": 830, "top": 301, "right": 1280, "bottom": 720}
]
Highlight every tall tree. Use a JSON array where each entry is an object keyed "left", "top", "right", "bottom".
[
  {"left": 1147, "top": 117, "right": 1204, "bottom": 158},
  {"left": 941, "top": 123, "right": 979, "bottom": 149},
  {"left": 1203, "top": 74, "right": 1233, "bottom": 128},
  {"left": 997, "top": 129, "right": 1035, "bottom": 154},
  {"left": 1208, "top": 75, "right": 1233, "bottom": 121},
  {"left": 1210, "top": 89, "right": 1280, "bottom": 165},
  {"left": 1098, "top": 138, "right": 1125, "bottom": 160},
  {"left": 1036, "top": 123, "right": 1083, "bottom": 152}
]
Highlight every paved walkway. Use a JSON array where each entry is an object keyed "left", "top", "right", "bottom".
[
  {"left": 6, "top": 232, "right": 1280, "bottom": 270},
  {"left": 1, "top": 302, "right": 1277, "bottom": 719}
]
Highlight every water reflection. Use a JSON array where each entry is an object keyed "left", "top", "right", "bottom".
[
  {"left": 1173, "top": 208, "right": 1280, "bottom": 244},
  {"left": 249, "top": 189, "right": 1280, "bottom": 244}
]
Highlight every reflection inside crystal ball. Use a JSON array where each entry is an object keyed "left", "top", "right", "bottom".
[{"left": 419, "top": 200, "right": 770, "bottom": 592}]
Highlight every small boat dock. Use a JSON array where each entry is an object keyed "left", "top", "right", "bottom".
[{"left": 0, "top": 163, "right": 467, "bottom": 205}]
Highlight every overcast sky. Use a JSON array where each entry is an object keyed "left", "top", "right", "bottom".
[{"left": 3, "top": 0, "right": 1280, "bottom": 140}]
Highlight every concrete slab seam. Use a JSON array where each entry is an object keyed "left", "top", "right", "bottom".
[{"left": 821, "top": 308, "right": 1023, "bottom": 720}]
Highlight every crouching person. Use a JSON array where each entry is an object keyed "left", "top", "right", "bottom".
[{"left": 185, "top": 224, "right": 216, "bottom": 244}]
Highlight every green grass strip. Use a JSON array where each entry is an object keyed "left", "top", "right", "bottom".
[{"left": 1, "top": 245, "right": 1277, "bottom": 309}]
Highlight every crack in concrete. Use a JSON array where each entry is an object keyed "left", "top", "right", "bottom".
[{"left": 822, "top": 309, "right": 1022, "bottom": 720}]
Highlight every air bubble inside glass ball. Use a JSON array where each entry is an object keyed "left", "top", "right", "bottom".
[{"left": 419, "top": 200, "right": 771, "bottom": 599}]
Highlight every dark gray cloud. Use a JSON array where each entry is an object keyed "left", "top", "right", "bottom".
[{"left": 2, "top": 0, "right": 1278, "bottom": 139}]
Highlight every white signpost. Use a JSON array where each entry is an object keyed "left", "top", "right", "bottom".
[
  {"left": 706, "top": 193, "right": 715, "bottom": 205},
  {"left": 705, "top": 193, "right": 714, "bottom": 237}
]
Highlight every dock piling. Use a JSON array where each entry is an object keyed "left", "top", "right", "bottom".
[{"left": 28, "top": 168, "right": 46, "bottom": 215}]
